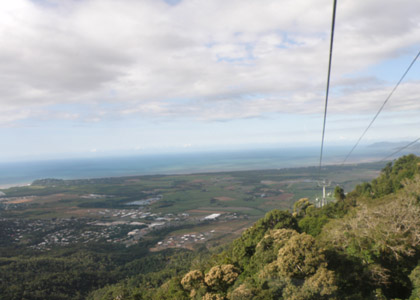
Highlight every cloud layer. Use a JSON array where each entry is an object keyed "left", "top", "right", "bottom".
[{"left": 0, "top": 0, "right": 420, "bottom": 138}]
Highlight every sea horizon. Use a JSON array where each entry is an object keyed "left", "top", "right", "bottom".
[{"left": 0, "top": 145, "right": 405, "bottom": 188}]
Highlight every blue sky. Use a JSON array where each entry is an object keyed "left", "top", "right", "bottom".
[{"left": 1, "top": 0, "right": 420, "bottom": 162}]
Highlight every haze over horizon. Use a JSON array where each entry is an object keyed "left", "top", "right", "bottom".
[{"left": 1, "top": 0, "right": 420, "bottom": 162}]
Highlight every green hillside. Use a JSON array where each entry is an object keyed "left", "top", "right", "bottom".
[{"left": 89, "top": 154, "right": 420, "bottom": 300}]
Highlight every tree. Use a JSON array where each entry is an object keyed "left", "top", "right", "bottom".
[
  {"left": 245, "top": 229, "right": 299, "bottom": 275},
  {"left": 409, "top": 264, "right": 420, "bottom": 300},
  {"left": 181, "top": 270, "right": 205, "bottom": 298},
  {"left": 258, "top": 232, "right": 338, "bottom": 300},
  {"left": 204, "top": 264, "right": 240, "bottom": 291},
  {"left": 282, "top": 267, "right": 337, "bottom": 300},
  {"left": 293, "top": 198, "right": 313, "bottom": 217},
  {"left": 229, "top": 210, "right": 298, "bottom": 267},
  {"left": 201, "top": 293, "right": 224, "bottom": 300},
  {"left": 275, "top": 233, "right": 326, "bottom": 278},
  {"left": 333, "top": 186, "right": 345, "bottom": 201},
  {"left": 228, "top": 284, "right": 254, "bottom": 300},
  {"left": 320, "top": 175, "right": 420, "bottom": 298}
]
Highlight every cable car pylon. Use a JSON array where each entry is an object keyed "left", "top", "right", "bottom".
[{"left": 317, "top": 179, "right": 331, "bottom": 208}]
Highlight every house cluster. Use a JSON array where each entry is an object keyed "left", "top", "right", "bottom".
[
  {"left": 2, "top": 208, "right": 196, "bottom": 250},
  {"left": 154, "top": 230, "right": 217, "bottom": 250},
  {"left": 88, "top": 208, "right": 188, "bottom": 222},
  {"left": 1, "top": 217, "right": 146, "bottom": 250},
  {"left": 1, "top": 195, "right": 247, "bottom": 250}
]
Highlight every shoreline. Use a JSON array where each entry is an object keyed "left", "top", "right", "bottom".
[
  {"left": 0, "top": 182, "right": 31, "bottom": 189},
  {"left": 0, "top": 160, "right": 388, "bottom": 191},
  {"left": 0, "top": 148, "right": 396, "bottom": 189}
]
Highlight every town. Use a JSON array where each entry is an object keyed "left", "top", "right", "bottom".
[{"left": 0, "top": 206, "right": 245, "bottom": 250}]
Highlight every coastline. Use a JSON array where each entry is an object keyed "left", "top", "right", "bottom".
[
  {"left": 0, "top": 183, "right": 31, "bottom": 189},
  {"left": 0, "top": 146, "right": 399, "bottom": 189}
]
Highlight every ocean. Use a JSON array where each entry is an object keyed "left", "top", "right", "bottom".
[{"left": 0, "top": 146, "right": 400, "bottom": 187}]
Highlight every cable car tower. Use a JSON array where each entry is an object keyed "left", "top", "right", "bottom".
[{"left": 317, "top": 179, "right": 331, "bottom": 208}]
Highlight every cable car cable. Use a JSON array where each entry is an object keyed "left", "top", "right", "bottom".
[
  {"left": 341, "top": 50, "right": 420, "bottom": 165},
  {"left": 319, "top": 0, "right": 338, "bottom": 176}
]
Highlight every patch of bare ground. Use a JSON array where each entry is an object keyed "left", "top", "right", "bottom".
[
  {"left": 6, "top": 196, "right": 37, "bottom": 204},
  {"left": 38, "top": 194, "right": 79, "bottom": 203},
  {"left": 224, "top": 185, "right": 236, "bottom": 191},
  {"left": 191, "top": 179, "right": 206, "bottom": 183},
  {"left": 261, "top": 180, "right": 282, "bottom": 185},
  {"left": 191, "top": 207, "right": 255, "bottom": 212},
  {"left": 123, "top": 179, "right": 142, "bottom": 184},
  {"left": 187, "top": 209, "right": 226, "bottom": 215},
  {"left": 266, "top": 193, "right": 294, "bottom": 201},
  {"left": 214, "top": 196, "right": 235, "bottom": 202},
  {"left": 64, "top": 208, "right": 102, "bottom": 216},
  {"left": 150, "top": 219, "right": 255, "bottom": 252}
]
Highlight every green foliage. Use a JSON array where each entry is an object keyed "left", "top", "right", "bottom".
[
  {"left": 250, "top": 229, "right": 299, "bottom": 269},
  {"left": 257, "top": 209, "right": 299, "bottom": 231},
  {"left": 228, "top": 284, "right": 255, "bottom": 300},
  {"left": 177, "top": 226, "right": 339, "bottom": 299},
  {"left": 323, "top": 250, "right": 374, "bottom": 299},
  {"left": 161, "top": 155, "right": 420, "bottom": 300},
  {"left": 0, "top": 244, "right": 195, "bottom": 300},
  {"left": 204, "top": 264, "right": 240, "bottom": 291},
  {"left": 352, "top": 154, "right": 420, "bottom": 199},
  {"left": 0, "top": 250, "right": 118, "bottom": 300},
  {"left": 177, "top": 264, "right": 241, "bottom": 299},
  {"left": 281, "top": 267, "right": 337, "bottom": 300},
  {"left": 254, "top": 231, "right": 339, "bottom": 300},
  {"left": 334, "top": 186, "right": 345, "bottom": 201},
  {"left": 320, "top": 174, "right": 420, "bottom": 299},
  {"left": 298, "top": 215, "right": 329, "bottom": 237},
  {"left": 293, "top": 198, "right": 312, "bottom": 218},
  {"left": 149, "top": 277, "right": 189, "bottom": 300},
  {"left": 347, "top": 182, "right": 372, "bottom": 199},
  {"left": 271, "top": 232, "right": 327, "bottom": 278},
  {"left": 228, "top": 210, "right": 298, "bottom": 268},
  {"left": 409, "top": 264, "right": 420, "bottom": 300},
  {"left": 297, "top": 193, "right": 355, "bottom": 237}
]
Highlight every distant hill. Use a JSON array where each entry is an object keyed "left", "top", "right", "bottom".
[
  {"left": 369, "top": 141, "right": 420, "bottom": 150},
  {"left": 368, "top": 141, "right": 409, "bottom": 148}
]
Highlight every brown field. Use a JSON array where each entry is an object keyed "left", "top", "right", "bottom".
[
  {"left": 214, "top": 196, "right": 235, "bottom": 202},
  {"left": 191, "top": 179, "right": 206, "bottom": 183},
  {"left": 224, "top": 185, "right": 236, "bottom": 190},
  {"left": 150, "top": 219, "right": 257, "bottom": 252},
  {"left": 37, "top": 193, "right": 80, "bottom": 203},
  {"left": 261, "top": 180, "right": 281, "bottom": 185},
  {"left": 191, "top": 206, "right": 255, "bottom": 212},
  {"left": 266, "top": 193, "right": 294, "bottom": 201},
  {"left": 124, "top": 179, "right": 142, "bottom": 184},
  {"left": 64, "top": 208, "right": 102, "bottom": 216},
  {"left": 187, "top": 209, "right": 225, "bottom": 215},
  {"left": 6, "top": 196, "right": 37, "bottom": 204}
]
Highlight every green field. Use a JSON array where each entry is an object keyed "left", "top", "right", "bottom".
[{"left": 0, "top": 162, "right": 384, "bottom": 220}]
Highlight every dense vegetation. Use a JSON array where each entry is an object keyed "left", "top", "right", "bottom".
[
  {"left": 89, "top": 155, "right": 420, "bottom": 299},
  {"left": 0, "top": 242, "right": 199, "bottom": 300}
]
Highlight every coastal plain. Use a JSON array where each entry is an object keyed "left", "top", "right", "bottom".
[{"left": 0, "top": 162, "right": 383, "bottom": 250}]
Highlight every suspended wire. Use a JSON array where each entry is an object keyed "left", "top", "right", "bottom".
[
  {"left": 380, "top": 137, "right": 420, "bottom": 162},
  {"left": 319, "top": 0, "right": 338, "bottom": 176},
  {"left": 341, "top": 50, "right": 420, "bottom": 165}
]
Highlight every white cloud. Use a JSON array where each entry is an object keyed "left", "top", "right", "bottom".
[{"left": 0, "top": 0, "right": 419, "bottom": 127}]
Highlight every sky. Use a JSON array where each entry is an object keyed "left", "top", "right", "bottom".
[{"left": 1, "top": 0, "right": 420, "bottom": 162}]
